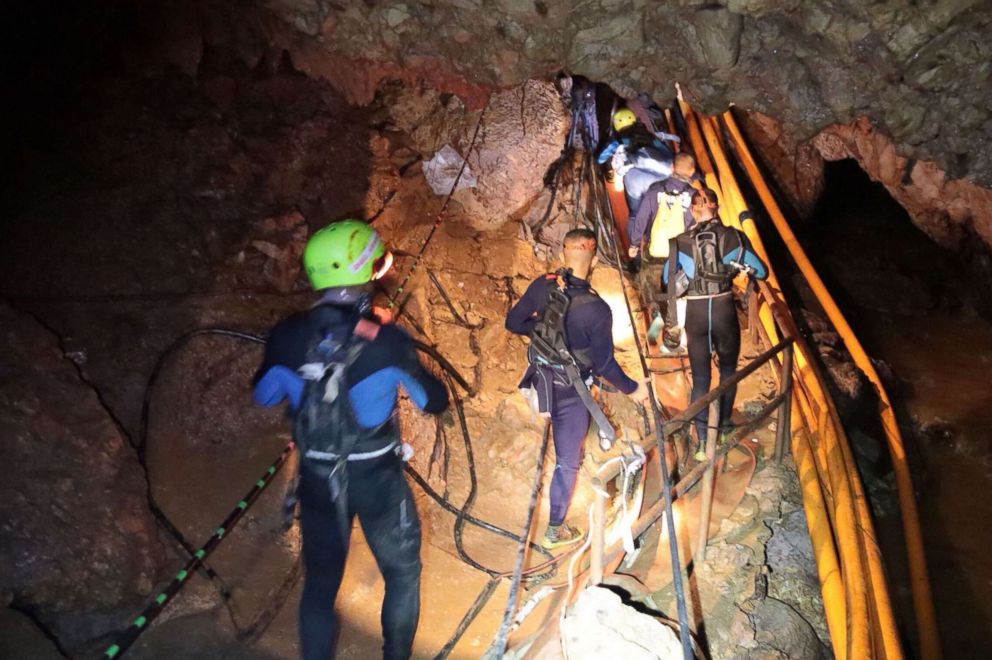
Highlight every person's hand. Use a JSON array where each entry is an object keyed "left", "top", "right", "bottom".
[
  {"left": 662, "top": 326, "right": 683, "bottom": 351},
  {"left": 372, "top": 306, "right": 394, "bottom": 324},
  {"left": 629, "top": 378, "right": 651, "bottom": 403},
  {"left": 628, "top": 245, "right": 640, "bottom": 259}
]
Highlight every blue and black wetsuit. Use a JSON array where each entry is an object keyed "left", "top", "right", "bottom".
[
  {"left": 664, "top": 221, "right": 768, "bottom": 442},
  {"left": 254, "top": 299, "right": 447, "bottom": 660},
  {"left": 506, "top": 273, "right": 637, "bottom": 526}
]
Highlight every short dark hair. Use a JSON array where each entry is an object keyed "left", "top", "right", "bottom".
[
  {"left": 563, "top": 228, "right": 596, "bottom": 245},
  {"left": 691, "top": 188, "right": 719, "bottom": 208}
]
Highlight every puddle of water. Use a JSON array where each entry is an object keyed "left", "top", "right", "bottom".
[{"left": 874, "top": 315, "right": 992, "bottom": 656}]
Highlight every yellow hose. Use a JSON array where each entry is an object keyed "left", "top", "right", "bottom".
[
  {"left": 721, "top": 110, "right": 939, "bottom": 660},
  {"left": 679, "top": 99, "right": 889, "bottom": 659}
]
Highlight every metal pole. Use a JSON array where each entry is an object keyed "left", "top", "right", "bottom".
[
  {"left": 775, "top": 344, "right": 795, "bottom": 463},
  {"left": 590, "top": 477, "right": 607, "bottom": 585},
  {"left": 695, "top": 400, "right": 720, "bottom": 560}
]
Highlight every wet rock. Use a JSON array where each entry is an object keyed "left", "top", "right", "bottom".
[
  {"left": 737, "top": 110, "right": 825, "bottom": 218},
  {"left": 692, "top": 6, "right": 744, "bottom": 71},
  {"left": 734, "top": 593, "right": 828, "bottom": 660},
  {"left": 559, "top": 586, "right": 683, "bottom": 659},
  {"left": 0, "top": 303, "right": 166, "bottom": 654},
  {"left": 249, "top": 210, "right": 309, "bottom": 293}
]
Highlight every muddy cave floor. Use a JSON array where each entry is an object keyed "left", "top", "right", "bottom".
[
  {"left": 0, "top": 68, "right": 825, "bottom": 658},
  {"left": 113, "top": 276, "right": 801, "bottom": 660}
]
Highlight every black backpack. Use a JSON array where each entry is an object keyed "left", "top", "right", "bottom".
[
  {"left": 687, "top": 222, "right": 743, "bottom": 296},
  {"left": 526, "top": 269, "right": 596, "bottom": 377},
  {"left": 292, "top": 307, "right": 376, "bottom": 489}
]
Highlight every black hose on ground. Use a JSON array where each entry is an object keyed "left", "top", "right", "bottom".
[{"left": 485, "top": 421, "right": 553, "bottom": 659}]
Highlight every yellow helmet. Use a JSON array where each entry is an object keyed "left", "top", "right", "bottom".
[{"left": 612, "top": 108, "right": 637, "bottom": 132}]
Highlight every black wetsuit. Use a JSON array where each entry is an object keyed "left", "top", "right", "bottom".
[
  {"left": 506, "top": 273, "right": 637, "bottom": 525},
  {"left": 664, "top": 221, "right": 768, "bottom": 441},
  {"left": 254, "top": 299, "right": 447, "bottom": 660}
]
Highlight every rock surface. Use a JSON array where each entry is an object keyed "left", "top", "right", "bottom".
[
  {"left": 245, "top": 0, "right": 992, "bottom": 195},
  {"left": 559, "top": 586, "right": 684, "bottom": 660},
  {"left": 0, "top": 302, "right": 166, "bottom": 654}
]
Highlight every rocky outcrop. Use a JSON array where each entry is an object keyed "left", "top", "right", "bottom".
[
  {"left": 121, "top": 2, "right": 992, "bottom": 189},
  {"left": 813, "top": 117, "right": 992, "bottom": 253},
  {"left": 743, "top": 108, "right": 992, "bottom": 274},
  {"left": 383, "top": 78, "right": 569, "bottom": 231},
  {"left": 0, "top": 303, "right": 166, "bottom": 654},
  {"left": 275, "top": 2, "right": 990, "bottom": 186}
]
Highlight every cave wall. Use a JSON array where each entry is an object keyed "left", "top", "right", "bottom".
[
  {"left": 0, "top": 303, "right": 166, "bottom": 655},
  {"left": 115, "top": 0, "right": 992, "bottom": 252}
]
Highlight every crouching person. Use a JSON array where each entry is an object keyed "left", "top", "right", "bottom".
[{"left": 253, "top": 219, "right": 448, "bottom": 659}]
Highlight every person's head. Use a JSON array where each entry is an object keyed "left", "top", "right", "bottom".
[
  {"left": 612, "top": 108, "right": 637, "bottom": 133},
  {"left": 561, "top": 228, "right": 598, "bottom": 277},
  {"left": 672, "top": 153, "right": 696, "bottom": 181},
  {"left": 690, "top": 188, "right": 720, "bottom": 224},
  {"left": 302, "top": 220, "right": 393, "bottom": 296}
]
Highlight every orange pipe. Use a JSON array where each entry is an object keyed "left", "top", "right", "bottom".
[
  {"left": 702, "top": 110, "right": 903, "bottom": 660},
  {"left": 681, "top": 102, "right": 870, "bottom": 658},
  {"left": 683, "top": 100, "right": 904, "bottom": 659},
  {"left": 722, "top": 110, "right": 939, "bottom": 660}
]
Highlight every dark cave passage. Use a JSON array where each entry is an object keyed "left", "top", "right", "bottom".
[
  {"left": 3, "top": 2, "right": 992, "bottom": 658},
  {"left": 799, "top": 159, "right": 992, "bottom": 659}
]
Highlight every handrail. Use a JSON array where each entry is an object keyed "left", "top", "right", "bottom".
[
  {"left": 682, "top": 99, "right": 882, "bottom": 659},
  {"left": 721, "top": 110, "right": 939, "bottom": 660},
  {"left": 597, "top": 337, "right": 793, "bottom": 484}
]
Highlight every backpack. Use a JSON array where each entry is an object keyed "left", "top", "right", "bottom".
[
  {"left": 293, "top": 307, "right": 379, "bottom": 489},
  {"left": 647, "top": 189, "right": 690, "bottom": 258},
  {"left": 687, "top": 222, "right": 744, "bottom": 297},
  {"left": 526, "top": 269, "right": 617, "bottom": 442},
  {"left": 526, "top": 269, "right": 596, "bottom": 377}
]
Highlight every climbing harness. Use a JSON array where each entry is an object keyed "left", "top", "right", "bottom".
[{"left": 527, "top": 268, "right": 617, "bottom": 443}]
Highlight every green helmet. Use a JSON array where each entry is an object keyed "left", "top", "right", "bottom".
[{"left": 303, "top": 220, "right": 390, "bottom": 290}]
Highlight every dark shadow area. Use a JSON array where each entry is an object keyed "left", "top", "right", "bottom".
[
  {"left": 0, "top": 2, "right": 373, "bottom": 655},
  {"left": 762, "top": 158, "right": 992, "bottom": 659}
]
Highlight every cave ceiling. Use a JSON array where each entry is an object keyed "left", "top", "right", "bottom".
[{"left": 180, "top": 0, "right": 992, "bottom": 187}]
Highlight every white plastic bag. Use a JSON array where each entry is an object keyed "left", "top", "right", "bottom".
[{"left": 422, "top": 144, "right": 477, "bottom": 195}]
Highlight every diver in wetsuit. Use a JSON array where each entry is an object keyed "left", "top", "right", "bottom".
[
  {"left": 662, "top": 189, "right": 768, "bottom": 452},
  {"left": 252, "top": 220, "right": 448, "bottom": 660}
]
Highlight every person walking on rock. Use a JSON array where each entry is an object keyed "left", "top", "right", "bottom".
[
  {"left": 662, "top": 190, "right": 767, "bottom": 456},
  {"left": 252, "top": 219, "right": 448, "bottom": 660},
  {"left": 506, "top": 228, "right": 649, "bottom": 549},
  {"left": 625, "top": 152, "right": 699, "bottom": 341}
]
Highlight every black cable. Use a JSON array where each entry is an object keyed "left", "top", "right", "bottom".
[
  {"left": 588, "top": 143, "right": 695, "bottom": 660},
  {"left": 486, "top": 422, "right": 552, "bottom": 658},
  {"left": 433, "top": 578, "right": 501, "bottom": 660}
]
